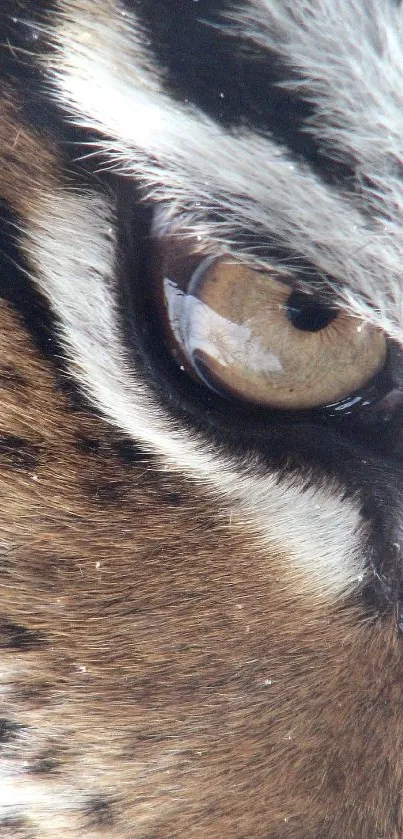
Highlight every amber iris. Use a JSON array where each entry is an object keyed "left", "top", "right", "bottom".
[{"left": 159, "top": 254, "right": 387, "bottom": 410}]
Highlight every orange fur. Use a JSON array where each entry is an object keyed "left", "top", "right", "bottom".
[{"left": 0, "top": 45, "right": 402, "bottom": 839}]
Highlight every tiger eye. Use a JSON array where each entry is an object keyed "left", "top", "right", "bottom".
[{"left": 159, "top": 255, "right": 387, "bottom": 410}]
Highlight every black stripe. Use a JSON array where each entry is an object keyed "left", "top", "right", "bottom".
[
  {"left": 30, "top": 750, "right": 62, "bottom": 774},
  {"left": 0, "top": 436, "right": 40, "bottom": 470},
  {"left": 84, "top": 797, "right": 114, "bottom": 829},
  {"left": 0, "top": 818, "right": 37, "bottom": 839},
  {"left": 129, "top": 0, "right": 352, "bottom": 184},
  {"left": 0, "top": 718, "right": 24, "bottom": 745},
  {"left": 0, "top": 621, "right": 47, "bottom": 651},
  {"left": 2, "top": 2, "right": 353, "bottom": 185}
]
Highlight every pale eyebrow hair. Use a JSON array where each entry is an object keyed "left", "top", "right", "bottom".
[{"left": 49, "top": 0, "right": 403, "bottom": 342}]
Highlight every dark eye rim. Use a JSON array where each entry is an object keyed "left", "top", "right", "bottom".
[
  {"left": 136, "top": 273, "right": 395, "bottom": 443},
  {"left": 115, "top": 195, "right": 394, "bottom": 435},
  {"left": 144, "top": 270, "right": 393, "bottom": 427},
  {"left": 149, "top": 241, "right": 390, "bottom": 418},
  {"left": 315, "top": 351, "right": 393, "bottom": 419}
]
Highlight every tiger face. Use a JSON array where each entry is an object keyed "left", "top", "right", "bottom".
[{"left": 1, "top": 1, "right": 403, "bottom": 836}]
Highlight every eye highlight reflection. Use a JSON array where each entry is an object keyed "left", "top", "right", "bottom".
[{"left": 155, "top": 249, "right": 387, "bottom": 411}]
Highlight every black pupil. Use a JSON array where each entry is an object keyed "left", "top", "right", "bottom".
[{"left": 286, "top": 292, "right": 337, "bottom": 332}]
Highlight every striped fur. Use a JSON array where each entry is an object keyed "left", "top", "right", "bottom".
[{"left": 0, "top": 1, "right": 402, "bottom": 836}]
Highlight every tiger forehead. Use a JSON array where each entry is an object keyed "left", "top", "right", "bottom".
[{"left": 47, "top": 0, "right": 403, "bottom": 340}]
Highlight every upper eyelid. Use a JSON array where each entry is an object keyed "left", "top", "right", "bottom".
[{"left": 150, "top": 208, "right": 342, "bottom": 309}]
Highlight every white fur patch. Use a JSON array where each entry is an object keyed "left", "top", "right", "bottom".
[
  {"left": 235, "top": 0, "right": 403, "bottom": 178},
  {"left": 22, "top": 187, "right": 366, "bottom": 601},
  {"left": 46, "top": 0, "right": 403, "bottom": 344}
]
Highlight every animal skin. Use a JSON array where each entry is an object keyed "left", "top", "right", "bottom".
[{"left": 1, "top": 1, "right": 403, "bottom": 836}]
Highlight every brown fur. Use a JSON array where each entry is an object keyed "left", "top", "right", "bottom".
[
  {"left": 0, "top": 94, "right": 57, "bottom": 214},
  {"left": 0, "top": 86, "right": 402, "bottom": 839},
  {"left": 1, "top": 293, "right": 403, "bottom": 839}
]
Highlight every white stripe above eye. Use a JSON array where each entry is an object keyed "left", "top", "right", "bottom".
[
  {"left": 47, "top": 0, "right": 403, "bottom": 345},
  {"left": 235, "top": 0, "right": 403, "bottom": 187},
  {"left": 23, "top": 186, "right": 366, "bottom": 602}
]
